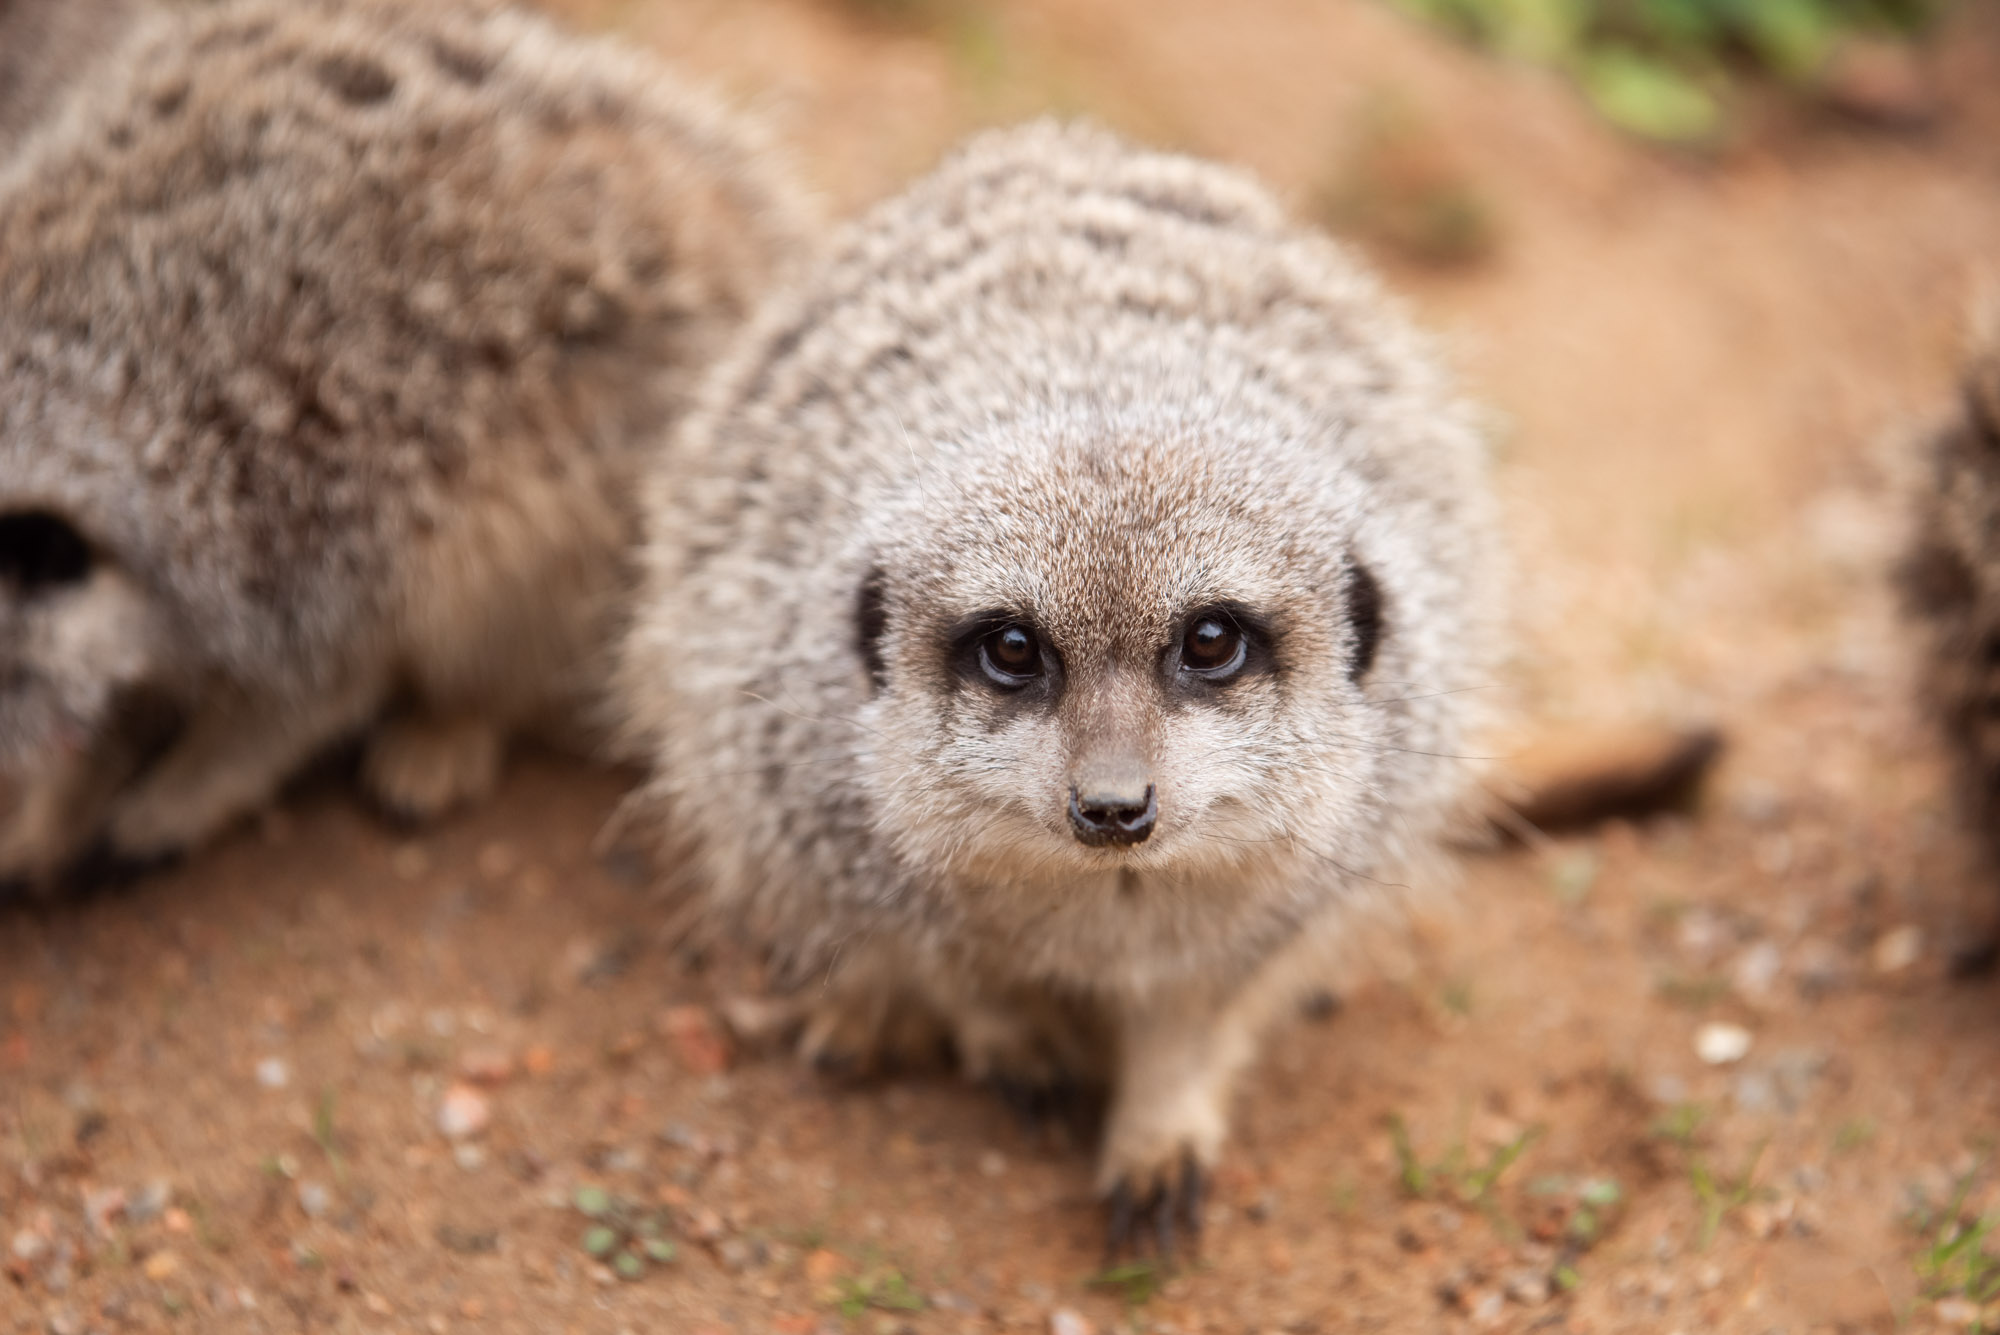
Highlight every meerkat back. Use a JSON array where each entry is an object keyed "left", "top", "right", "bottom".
[
  {"left": 0, "top": 0, "right": 138, "bottom": 161},
  {"left": 0, "top": 0, "right": 809, "bottom": 892},
  {"left": 622, "top": 121, "right": 1497, "bottom": 1252}
]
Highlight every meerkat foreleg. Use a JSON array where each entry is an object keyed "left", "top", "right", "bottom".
[
  {"left": 361, "top": 709, "right": 506, "bottom": 824},
  {"left": 104, "top": 675, "right": 382, "bottom": 863},
  {"left": 1098, "top": 986, "right": 1265, "bottom": 1260}
]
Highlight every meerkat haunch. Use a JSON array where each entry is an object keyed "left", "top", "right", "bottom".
[
  {"left": 0, "top": 0, "right": 808, "bottom": 891},
  {"left": 1902, "top": 326, "right": 2000, "bottom": 883},
  {"left": 621, "top": 122, "right": 1499, "bottom": 1250},
  {"left": 0, "top": 0, "right": 138, "bottom": 160}
]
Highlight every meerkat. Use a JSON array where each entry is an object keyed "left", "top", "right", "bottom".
[
  {"left": 1901, "top": 320, "right": 2000, "bottom": 886},
  {"left": 0, "top": 0, "right": 808, "bottom": 892},
  {"left": 619, "top": 121, "right": 1499, "bottom": 1252},
  {"left": 0, "top": 0, "right": 139, "bottom": 160}
]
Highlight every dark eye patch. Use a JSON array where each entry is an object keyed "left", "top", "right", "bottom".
[
  {"left": 855, "top": 567, "right": 889, "bottom": 691},
  {"left": 0, "top": 511, "right": 93, "bottom": 595},
  {"left": 1348, "top": 559, "right": 1383, "bottom": 682},
  {"left": 947, "top": 610, "right": 1060, "bottom": 699}
]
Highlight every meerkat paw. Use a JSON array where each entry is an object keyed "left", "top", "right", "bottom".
[
  {"left": 362, "top": 713, "right": 504, "bottom": 824},
  {"left": 1100, "top": 1145, "right": 1210, "bottom": 1265},
  {"left": 0, "top": 779, "right": 68, "bottom": 895}
]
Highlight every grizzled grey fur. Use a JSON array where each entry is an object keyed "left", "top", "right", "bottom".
[
  {"left": 0, "top": 0, "right": 137, "bottom": 160},
  {"left": 1902, "top": 326, "right": 2000, "bottom": 883},
  {"left": 621, "top": 122, "right": 1499, "bottom": 1234},
  {"left": 0, "top": 0, "right": 808, "bottom": 888}
]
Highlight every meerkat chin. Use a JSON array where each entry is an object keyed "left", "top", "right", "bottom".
[
  {"left": 0, "top": 0, "right": 808, "bottom": 895},
  {"left": 620, "top": 120, "right": 1501, "bottom": 1256}
]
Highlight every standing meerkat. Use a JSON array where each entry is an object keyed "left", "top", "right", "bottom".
[
  {"left": 621, "top": 122, "right": 1499, "bottom": 1251},
  {"left": 0, "top": 0, "right": 808, "bottom": 891},
  {"left": 1902, "top": 322, "right": 2000, "bottom": 887}
]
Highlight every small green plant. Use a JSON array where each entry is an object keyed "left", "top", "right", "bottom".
[
  {"left": 312, "top": 1090, "right": 346, "bottom": 1185},
  {"left": 832, "top": 1267, "right": 927, "bottom": 1317},
  {"left": 1650, "top": 1101, "right": 1709, "bottom": 1148},
  {"left": 1912, "top": 1168, "right": 2000, "bottom": 1327},
  {"left": 1833, "top": 1117, "right": 1877, "bottom": 1154},
  {"left": 1388, "top": 1112, "right": 1545, "bottom": 1232},
  {"left": 572, "top": 1185, "right": 677, "bottom": 1281},
  {"left": 1690, "top": 1140, "right": 1768, "bottom": 1249},
  {"left": 1387, "top": 0, "right": 1945, "bottom": 143},
  {"left": 1088, "top": 1259, "right": 1166, "bottom": 1307}
]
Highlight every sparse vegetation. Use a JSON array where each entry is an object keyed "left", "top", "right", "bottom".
[
  {"left": 1387, "top": 0, "right": 1946, "bottom": 142},
  {"left": 1089, "top": 1258, "right": 1167, "bottom": 1307},
  {"left": 1389, "top": 1112, "right": 1545, "bottom": 1232},
  {"left": 1689, "top": 1140, "right": 1768, "bottom": 1249},
  {"left": 832, "top": 1266, "right": 927, "bottom": 1317},
  {"left": 1910, "top": 1167, "right": 2000, "bottom": 1329},
  {"left": 572, "top": 1185, "right": 678, "bottom": 1281}
]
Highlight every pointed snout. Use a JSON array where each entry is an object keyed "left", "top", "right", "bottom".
[{"left": 1067, "top": 753, "right": 1156, "bottom": 848}]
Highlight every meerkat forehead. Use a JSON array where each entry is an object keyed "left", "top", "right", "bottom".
[{"left": 870, "top": 409, "right": 1363, "bottom": 660}]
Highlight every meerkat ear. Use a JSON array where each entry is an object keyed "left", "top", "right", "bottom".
[
  {"left": 0, "top": 510, "right": 94, "bottom": 596},
  {"left": 856, "top": 566, "right": 889, "bottom": 691},
  {"left": 1347, "top": 559, "right": 1383, "bottom": 682}
]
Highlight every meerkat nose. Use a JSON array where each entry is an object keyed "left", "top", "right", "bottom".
[{"left": 1068, "top": 782, "right": 1157, "bottom": 847}]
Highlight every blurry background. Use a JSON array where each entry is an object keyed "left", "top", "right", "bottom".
[{"left": 7, "top": 1, "right": 2000, "bottom": 1332}]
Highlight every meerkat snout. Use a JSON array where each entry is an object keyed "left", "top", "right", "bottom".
[{"left": 1068, "top": 780, "right": 1156, "bottom": 846}]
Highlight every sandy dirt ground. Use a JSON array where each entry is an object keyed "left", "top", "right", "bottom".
[{"left": 9, "top": 1, "right": 2000, "bottom": 1332}]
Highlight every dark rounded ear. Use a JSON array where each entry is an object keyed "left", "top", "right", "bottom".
[
  {"left": 855, "top": 566, "right": 889, "bottom": 691},
  {"left": 1347, "top": 558, "right": 1383, "bottom": 682},
  {"left": 0, "top": 510, "right": 93, "bottom": 594}
]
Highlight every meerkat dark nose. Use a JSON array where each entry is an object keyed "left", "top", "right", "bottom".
[{"left": 1069, "top": 783, "right": 1157, "bottom": 847}]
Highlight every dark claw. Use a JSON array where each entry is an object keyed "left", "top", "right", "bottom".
[
  {"left": 1104, "top": 1179, "right": 1136, "bottom": 1265},
  {"left": 1102, "top": 1152, "right": 1208, "bottom": 1266},
  {"left": 1176, "top": 1150, "right": 1207, "bottom": 1242}
]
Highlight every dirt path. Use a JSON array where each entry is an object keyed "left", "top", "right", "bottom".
[{"left": 8, "top": 2, "right": 2000, "bottom": 1332}]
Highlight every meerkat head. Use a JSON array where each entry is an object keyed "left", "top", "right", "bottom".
[
  {"left": 0, "top": 507, "right": 172, "bottom": 772},
  {"left": 849, "top": 408, "right": 1406, "bottom": 891}
]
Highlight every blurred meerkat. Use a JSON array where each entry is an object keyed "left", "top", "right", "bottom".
[
  {"left": 1901, "top": 317, "right": 2000, "bottom": 885},
  {"left": 620, "top": 122, "right": 1499, "bottom": 1251},
  {"left": 0, "top": 0, "right": 138, "bottom": 159},
  {"left": 0, "top": 0, "right": 808, "bottom": 891}
]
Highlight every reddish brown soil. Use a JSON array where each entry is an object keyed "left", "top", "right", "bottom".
[{"left": 9, "top": 3, "right": 2000, "bottom": 1332}]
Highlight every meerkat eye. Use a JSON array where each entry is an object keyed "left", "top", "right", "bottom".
[
  {"left": 978, "top": 623, "right": 1043, "bottom": 688},
  {"left": 1180, "top": 612, "right": 1247, "bottom": 679}
]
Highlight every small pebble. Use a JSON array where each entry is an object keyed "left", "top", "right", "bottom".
[
  {"left": 436, "top": 1084, "right": 492, "bottom": 1141},
  {"left": 255, "top": 1058, "right": 290, "bottom": 1090},
  {"left": 1730, "top": 942, "right": 1781, "bottom": 1000},
  {"left": 1050, "top": 1310, "right": 1096, "bottom": 1335},
  {"left": 1873, "top": 925, "right": 1922, "bottom": 975},
  {"left": 297, "top": 1181, "right": 331, "bottom": 1219},
  {"left": 1695, "top": 1022, "right": 1752, "bottom": 1066},
  {"left": 658, "top": 1006, "right": 732, "bottom": 1075},
  {"left": 142, "top": 1251, "right": 180, "bottom": 1281},
  {"left": 1936, "top": 1296, "right": 1983, "bottom": 1327}
]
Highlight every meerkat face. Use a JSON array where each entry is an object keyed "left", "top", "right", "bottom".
[
  {"left": 0, "top": 509, "right": 169, "bottom": 772},
  {"left": 853, "top": 416, "right": 1396, "bottom": 891}
]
